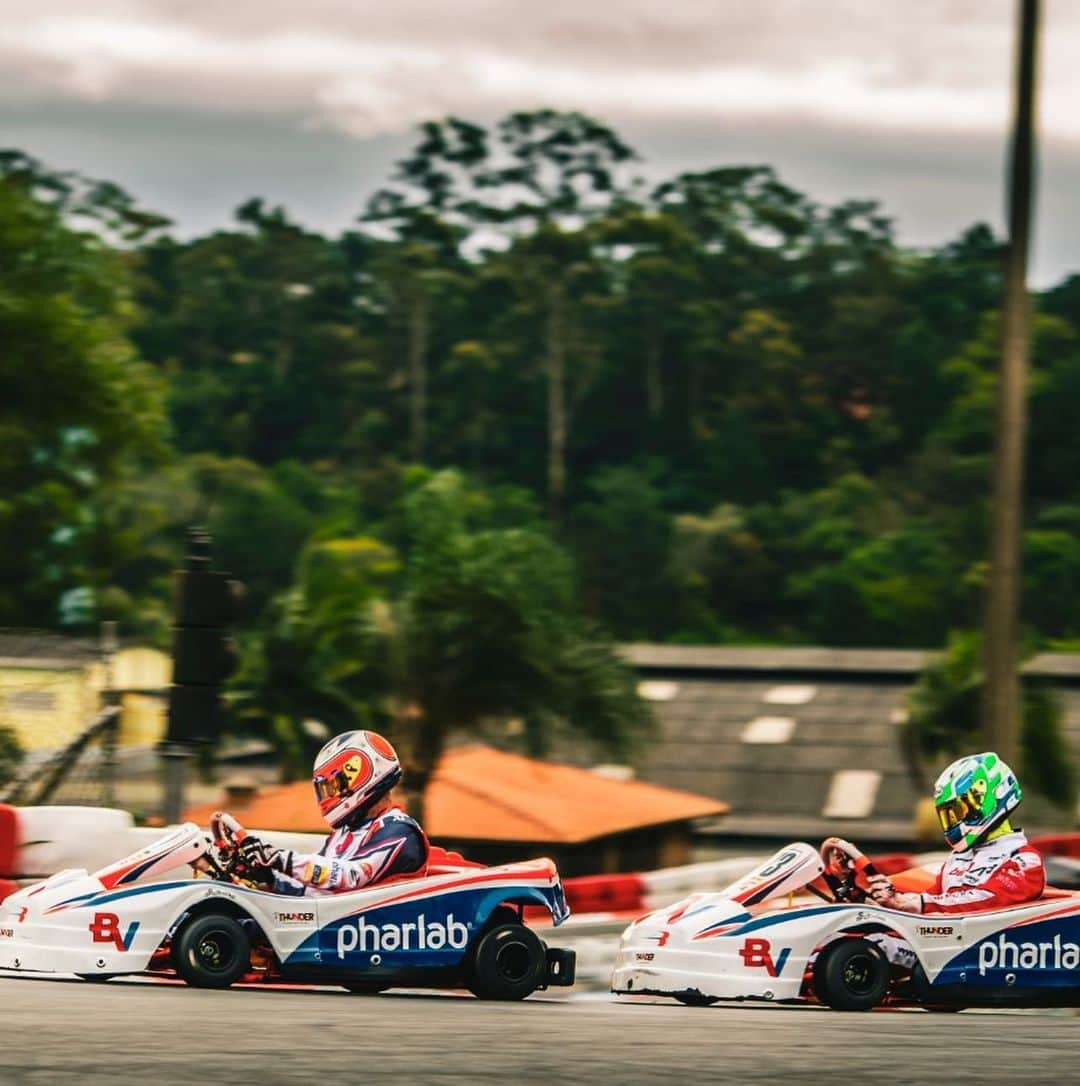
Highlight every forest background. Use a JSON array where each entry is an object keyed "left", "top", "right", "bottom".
[{"left": 5, "top": 110, "right": 1080, "bottom": 779}]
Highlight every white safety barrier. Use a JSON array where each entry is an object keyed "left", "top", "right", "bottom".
[
  {"left": 4, "top": 805, "right": 325, "bottom": 888},
  {"left": 17, "top": 806, "right": 137, "bottom": 878},
  {"left": 639, "top": 856, "right": 768, "bottom": 910}
]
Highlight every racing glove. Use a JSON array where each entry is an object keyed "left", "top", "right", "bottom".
[
  {"left": 867, "top": 873, "right": 922, "bottom": 913},
  {"left": 239, "top": 834, "right": 293, "bottom": 874}
]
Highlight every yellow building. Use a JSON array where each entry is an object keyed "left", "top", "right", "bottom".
[{"left": 0, "top": 631, "right": 170, "bottom": 752}]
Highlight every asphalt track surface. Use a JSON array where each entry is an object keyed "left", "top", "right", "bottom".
[{"left": 0, "top": 977, "right": 1074, "bottom": 1085}]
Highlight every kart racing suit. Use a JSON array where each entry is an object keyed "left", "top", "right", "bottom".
[
  {"left": 868, "top": 830, "right": 1045, "bottom": 968},
  {"left": 913, "top": 830, "right": 1045, "bottom": 914},
  {"left": 270, "top": 806, "right": 429, "bottom": 897}
]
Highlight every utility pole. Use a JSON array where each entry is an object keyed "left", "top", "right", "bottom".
[{"left": 983, "top": 0, "right": 1041, "bottom": 763}]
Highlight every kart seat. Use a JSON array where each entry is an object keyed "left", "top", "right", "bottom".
[
  {"left": 1039, "top": 886, "right": 1078, "bottom": 900},
  {"left": 890, "top": 866, "right": 938, "bottom": 894},
  {"left": 422, "top": 844, "right": 484, "bottom": 877}
]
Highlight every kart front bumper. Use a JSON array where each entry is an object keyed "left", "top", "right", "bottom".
[{"left": 610, "top": 941, "right": 805, "bottom": 1003}]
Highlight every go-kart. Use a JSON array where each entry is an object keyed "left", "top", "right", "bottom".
[
  {"left": 0, "top": 816, "right": 575, "bottom": 1000},
  {"left": 611, "top": 840, "right": 1080, "bottom": 1010}
]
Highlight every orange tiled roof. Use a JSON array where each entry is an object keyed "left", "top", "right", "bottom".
[{"left": 183, "top": 744, "right": 728, "bottom": 844}]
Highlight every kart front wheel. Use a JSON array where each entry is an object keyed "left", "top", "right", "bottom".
[
  {"left": 813, "top": 938, "right": 890, "bottom": 1011},
  {"left": 467, "top": 922, "right": 547, "bottom": 1001},
  {"left": 674, "top": 991, "right": 718, "bottom": 1007},
  {"left": 172, "top": 913, "right": 252, "bottom": 989}
]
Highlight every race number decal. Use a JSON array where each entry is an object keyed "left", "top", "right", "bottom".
[{"left": 756, "top": 850, "right": 799, "bottom": 879}]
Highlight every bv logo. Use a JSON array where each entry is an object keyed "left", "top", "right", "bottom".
[
  {"left": 89, "top": 912, "right": 140, "bottom": 952},
  {"left": 738, "top": 937, "right": 790, "bottom": 977}
]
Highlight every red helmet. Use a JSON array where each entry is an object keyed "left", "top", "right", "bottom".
[{"left": 312, "top": 730, "right": 402, "bottom": 828}]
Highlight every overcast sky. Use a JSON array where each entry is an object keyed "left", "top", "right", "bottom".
[{"left": 2, "top": 0, "right": 1079, "bottom": 284}]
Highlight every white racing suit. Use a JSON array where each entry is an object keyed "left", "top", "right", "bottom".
[
  {"left": 870, "top": 830, "right": 1045, "bottom": 968},
  {"left": 272, "top": 806, "right": 429, "bottom": 896}
]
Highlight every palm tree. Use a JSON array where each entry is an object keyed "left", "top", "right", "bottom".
[{"left": 245, "top": 471, "right": 651, "bottom": 823}]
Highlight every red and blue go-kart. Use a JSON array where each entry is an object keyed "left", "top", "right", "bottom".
[
  {"left": 612, "top": 840, "right": 1080, "bottom": 1010},
  {"left": 0, "top": 819, "right": 576, "bottom": 999}
]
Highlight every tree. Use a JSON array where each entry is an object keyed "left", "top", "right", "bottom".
[
  {"left": 247, "top": 471, "right": 650, "bottom": 819},
  {"left": 383, "top": 471, "right": 651, "bottom": 822},
  {"left": 906, "top": 631, "right": 1075, "bottom": 808},
  {"left": 134, "top": 200, "right": 363, "bottom": 465},
  {"left": 570, "top": 465, "right": 680, "bottom": 638},
  {"left": 484, "top": 224, "right": 611, "bottom": 521},
  {"left": 236, "top": 535, "right": 401, "bottom": 778},
  {"left": 0, "top": 174, "right": 167, "bottom": 626},
  {"left": 352, "top": 212, "right": 469, "bottom": 464},
  {"left": 366, "top": 111, "right": 639, "bottom": 239},
  {"left": 0, "top": 150, "right": 171, "bottom": 243}
]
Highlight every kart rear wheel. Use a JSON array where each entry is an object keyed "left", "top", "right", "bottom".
[
  {"left": 77, "top": 974, "right": 120, "bottom": 983},
  {"left": 813, "top": 938, "right": 890, "bottom": 1011},
  {"left": 467, "top": 922, "right": 547, "bottom": 1001},
  {"left": 674, "top": 991, "right": 718, "bottom": 1007},
  {"left": 342, "top": 982, "right": 390, "bottom": 995},
  {"left": 172, "top": 913, "right": 251, "bottom": 989}
]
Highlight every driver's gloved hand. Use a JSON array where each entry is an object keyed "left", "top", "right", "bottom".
[
  {"left": 868, "top": 873, "right": 922, "bottom": 913},
  {"left": 239, "top": 834, "right": 293, "bottom": 874},
  {"left": 820, "top": 836, "right": 858, "bottom": 875}
]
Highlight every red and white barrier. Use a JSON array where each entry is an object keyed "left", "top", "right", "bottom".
[
  {"left": 0, "top": 804, "right": 17, "bottom": 903},
  {"left": 1030, "top": 833, "right": 1080, "bottom": 859}
]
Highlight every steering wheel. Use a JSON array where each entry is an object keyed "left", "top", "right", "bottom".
[
  {"left": 207, "top": 811, "right": 272, "bottom": 887},
  {"left": 820, "top": 838, "right": 879, "bottom": 903}
]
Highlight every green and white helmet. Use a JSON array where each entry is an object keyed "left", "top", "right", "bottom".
[{"left": 933, "top": 751, "right": 1022, "bottom": 852}]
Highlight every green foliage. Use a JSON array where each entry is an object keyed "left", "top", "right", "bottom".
[
  {"left": 9, "top": 108, "right": 1080, "bottom": 697},
  {"left": 906, "top": 632, "right": 1076, "bottom": 808},
  {"left": 243, "top": 471, "right": 650, "bottom": 801},
  {"left": 0, "top": 174, "right": 167, "bottom": 626},
  {"left": 392, "top": 472, "right": 651, "bottom": 791}
]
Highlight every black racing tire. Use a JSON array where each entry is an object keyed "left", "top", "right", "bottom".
[
  {"left": 172, "top": 913, "right": 252, "bottom": 989},
  {"left": 813, "top": 938, "right": 891, "bottom": 1011},
  {"left": 674, "top": 991, "right": 718, "bottom": 1007},
  {"left": 342, "top": 982, "right": 390, "bottom": 995},
  {"left": 467, "top": 922, "right": 547, "bottom": 1001},
  {"left": 77, "top": 974, "right": 121, "bottom": 983}
]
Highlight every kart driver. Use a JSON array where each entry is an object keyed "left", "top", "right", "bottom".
[
  {"left": 822, "top": 751, "right": 1044, "bottom": 915},
  {"left": 233, "top": 730, "right": 429, "bottom": 896}
]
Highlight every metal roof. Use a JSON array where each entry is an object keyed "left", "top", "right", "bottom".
[{"left": 624, "top": 644, "right": 1080, "bottom": 841}]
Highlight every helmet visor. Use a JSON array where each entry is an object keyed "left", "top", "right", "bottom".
[
  {"left": 313, "top": 769, "right": 350, "bottom": 804},
  {"left": 936, "top": 789, "right": 984, "bottom": 832}
]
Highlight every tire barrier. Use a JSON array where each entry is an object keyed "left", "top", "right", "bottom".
[
  {"left": 0, "top": 803, "right": 17, "bottom": 903},
  {"left": 1031, "top": 833, "right": 1080, "bottom": 859},
  {"left": 562, "top": 874, "right": 646, "bottom": 915}
]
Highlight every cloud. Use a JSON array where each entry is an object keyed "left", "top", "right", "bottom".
[{"left": 2, "top": 0, "right": 1080, "bottom": 141}]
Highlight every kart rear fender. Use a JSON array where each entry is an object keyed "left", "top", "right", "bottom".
[{"left": 474, "top": 886, "right": 569, "bottom": 930}]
